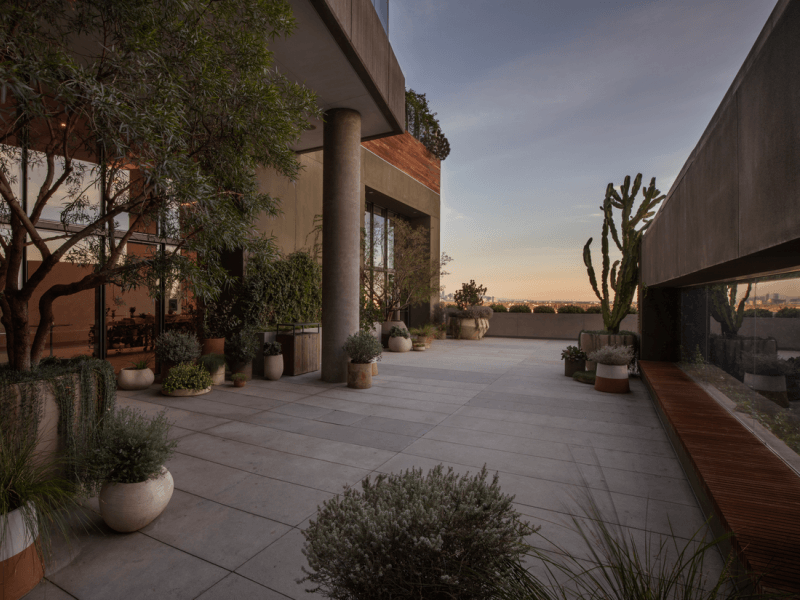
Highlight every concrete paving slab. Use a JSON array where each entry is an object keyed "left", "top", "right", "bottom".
[
  {"left": 297, "top": 395, "right": 448, "bottom": 425},
  {"left": 195, "top": 574, "right": 291, "bottom": 600}
]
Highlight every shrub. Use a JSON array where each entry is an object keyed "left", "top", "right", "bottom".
[
  {"left": 301, "top": 465, "right": 534, "bottom": 600},
  {"left": 572, "top": 370, "right": 596, "bottom": 385},
  {"left": 533, "top": 305, "right": 555, "bottom": 313},
  {"left": 509, "top": 304, "right": 532, "bottom": 313},
  {"left": 775, "top": 307, "right": 800, "bottom": 319},
  {"left": 231, "top": 373, "right": 247, "bottom": 383},
  {"left": 263, "top": 341, "right": 282, "bottom": 356},
  {"left": 585, "top": 305, "right": 602, "bottom": 313},
  {"left": 561, "top": 346, "right": 587, "bottom": 361},
  {"left": 225, "top": 329, "right": 260, "bottom": 365},
  {"left": 410, "top": 325, "right": 436, "bottom": 338},
  {"left": 198, "top": 353, "right": 226, "bottom": 373},
  {"left": 85, "top": 408, "right": 177, "bottom": 485},
  {"left": 454, "top": 280, "right": 487, "bottom": 310},
  {"left": 343, "top": 331, "right": 383, "bottom": 364},
  {"left": 162, "top": 362, "right": 214, "bottom": 393},
  {"left": 587, "top": 345, "right": 634, "bottom": 366},
  {"left": 741, "top": 352, "right": 793, "bottom": 376},
  {"left": 558, "top": 305, "right": 585, "bottom": 314},
  {"left": 389, "top": 326, "right": 409, "bottom": 339},
  {"left": 490, "top": 303, "right": 508, "bottom": 312},
  {"left": 155, "top": 330, "right": 201, "bottom": 364},
  {"left": 743, "top": 308, "right": 773, "bottom": 318}
]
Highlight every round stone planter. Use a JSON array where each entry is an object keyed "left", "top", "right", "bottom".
[
  {"left": 264, "top": 355, "right": 284, "bottom": 381},
  {"left": 1, "top": 504, "right": 43, "bottom": 600},
  {"left": 99, "top": 467, "right": 174, "bottom": 533},
  {"left": 564, "top": 359, "right": 585, "bottom": 377},
  {"left": 347, "top": 363, "right": 373, "bottom": 389},
  {"left": 201, "top": 338, "right": 225, "bottom": 356},
  {"left": 388, "top": 336, "right": 412, "bottom": 352},
  {"left": 594, "top": 363, "right": 630, "bottom": 393},
  {"left": 454, "top": 318, "right": 490, "bottom": 340},
  {"left": 117, "top": 367, "right": 155, "bottom": 391},
  {"left": 744, "top": 372, "right": 789, "bottom": 407},
  {"left": 161, "top": 386, "right": 212, "bottom": 397},
  {"left": 381, "top": 320, "right": 407, "bottom": 347}
]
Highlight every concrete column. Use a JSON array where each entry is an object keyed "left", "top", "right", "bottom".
[{"left": 321, "top": 108, "right": 362, "bottom": 382}]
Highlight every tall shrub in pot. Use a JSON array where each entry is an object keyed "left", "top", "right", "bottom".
[
  {"left": 263, "top": 341, "right": 283, "bottom": 382},
  {"left": 225, "top": 329, "right": 260, "bottom": 379},
  {"left": 343, "top": 331, "right": 383, "bottom": 389},
  {"left": 155, "top": 331, "right": 201, "bottom": 381}
]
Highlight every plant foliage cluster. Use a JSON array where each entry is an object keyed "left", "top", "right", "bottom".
[
  {"left": 741, "top": 352, "right": 794, "bottom": 377},
  {"left": 198, "top": 353, "right": 227, "bottom": 373},
  {"left": 743, "top": 308, "right": 774, "bottom": 318},
  {"left": 489, "top": 303, "right": 508, "bottom": 313},
  {"left": 454, "top": 280, "right": 487, "bottom": 310},
  {"left": 558, "top": 305, "right": 585, "bottom": 314},
  {"left": 263, "top": 341, "right": 282, "bottom": 357},
  {"left": 776, "top": 307, "right": 800, "bottom": 318},
  {"left": 343, "top": 330, "right": 383, "bottom": 364},
  {"left": 389, "top": 326, "right": 409, "bottom": 339},
  {"left": 302, "top": 465, "right": 534, "bottom": 600},
  {"left": 225, "top": 329, "right": 260, "bottom": 365},
  {"left": 588, "top": 345, "right": 634, "bottom": 366},
  {"left": 533, "top": 306, "right": 555, "bottom": 314},
  {"left": 509, "top": 304, "right": 532, "bottom": 313},
  {"left": 155, "top": 331, "right": 201, "bottom": 364},
  {"left": 561, "top": 346, "right": 587, "bottom": 362},
  {"left": 162, "top": 362, "right": 213, "bottom": 393},
  {"left": 405, "top": 90, "right": 451, "bottom": 161}
]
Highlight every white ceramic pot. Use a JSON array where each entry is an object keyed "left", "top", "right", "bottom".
[
  {"left": 388, "top": 336, "right": 412, "bottom": 352},
  {"left": 595, "top": 363, "right": 630, "bottom": 393},
  {"left": 264, "top": 355, "right": 284, "bottom": 381},
  {"left": 117, "top": 367, "right": 155, "bottom": 390},
  {"left": 99, "top": 467, "right": 174, "bottom": 533},
  {"left": 1, "top": 504, "right": 43, "bottom": 599}
]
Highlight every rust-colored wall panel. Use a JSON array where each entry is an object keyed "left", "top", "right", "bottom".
[{"left": 362, "top": 132, "right": 441, "bottom": 194}]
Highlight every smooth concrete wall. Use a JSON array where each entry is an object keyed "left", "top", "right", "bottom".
[
  {"left": 485, "top": 313, "right": 639, "bottom": 341},
  {"left": 709, "top": 317, "right": 800, "bottom": 351},
  {"left": 641, "top": 0, "right": 800, "bottom": 288}
]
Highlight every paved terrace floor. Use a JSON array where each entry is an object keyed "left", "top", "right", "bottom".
[{"left": 29, "top": 338, "right": 719, "bottom": 599}]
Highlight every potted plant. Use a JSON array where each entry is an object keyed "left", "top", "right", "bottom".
[
  {"left": 388, "top": 326, "right": 412, "bottom": 353},
  {"left": 412, "top": 341, "right": 426, "bottom": 352},
  {"left": 199, "top": 299, "right": 239, "bottom": 355},
  {"left": 561, "top": 346, "right": 587, "bottom": 377},
  {"left": 231, "top": 373, "right": 248, "bottom": 388},
  {"left": 343, "top": 330, "right": 383, "bottom": 389},
  {"left": 161, "top": 363, "right": 213, "bottom": 397},
  {"left": 85, "top": 408, "right": 177, "bottom": 533},
  {"left": 155, "top": 330, "right": 201, "bottom": 382},
  {"left": 225, "top": 328, "right": 259, "bottom": 380},
  {"left": 198, "top": 353, "right": 227, "bottom": 386},
  {"left": 452, "top": 306, "right": 493, "bottom": 340},
  {"left": 742, "top": 352, "right": 793, "bottom": 408},
  {"left": 587, "top": 345, "right": 634, "bottom": 393},
  {"left": 117, "top": 359, "right": 155, "bottom": 390},
  {"left": 263, "top": 341, "right": 283, "bottom": 381}
]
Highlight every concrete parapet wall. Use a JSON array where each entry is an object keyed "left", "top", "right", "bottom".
[
  {"left": 710, "top": 317, "right": 800, "bottom": 350},
  {"left": 484, "top": 313, "right": 639, "bottom": 341}
]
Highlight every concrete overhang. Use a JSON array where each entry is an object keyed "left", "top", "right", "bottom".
[{"left": 271, "top": 0, "right": 405, "bottom": 152}]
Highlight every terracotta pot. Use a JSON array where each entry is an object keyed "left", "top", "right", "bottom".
[
  {"left": 0, "top": 504, "right": 43, "bottom": 600},
  {"left": 160, "top": 386, "right": 212, "bottom": 397},
  {"left": 564, "top": 359, "right": 585, "bottom": 377},
  {"left": 233, "top": 379, "right": 246, "bottom": 388},
  {"left": 117, "top": 367, "right": 155, "bottom": 390},
  {"left": 388, "top": 336, "right": 412, "bottom": 352},
  {"left": 347, "top": 362, "right": 372, "bottom": 389},
  {"left": 201, "top": 338, "right": 225, "bottom": 355},
  {"left": 264, "top": 355, "right": 284, "bottom": 381},
  {"left": 594, "top": 363, "right": 630, "bottom": 393},
  {"left": 99, "top": 467, "right": 174, "bottom": 533}
]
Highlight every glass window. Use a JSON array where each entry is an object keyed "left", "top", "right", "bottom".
[
  {"left": 27, "top": 151, "right": 101, "bottom": 225},
  {"left": 372, "top": 211, "right": 385, "bottom": 268}
]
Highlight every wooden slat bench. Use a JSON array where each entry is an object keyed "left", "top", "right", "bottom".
[{"left": 640, "top": 361, "right": 800, "bottom": 595}]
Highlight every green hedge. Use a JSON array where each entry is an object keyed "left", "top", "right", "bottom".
[
  {"left": 489, "top": 303, "right": 508, "bottom": 313},
  {"left": 533, "top": 305, "right": 555, "bottom": 313},
  {"left": 775, "top": 307, "right": 800, "bottom": 319},
  {"left": 557, "top": 305, "right": 585, "bottom": 314},
  {"left": 509, "top": 304, "right": 532, "bottom": 313},
  {"left": 743, "top": 308, "right": 773, "bottom": 318}
]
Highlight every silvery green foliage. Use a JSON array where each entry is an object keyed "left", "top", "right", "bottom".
[
  {"left": 343, "top": 331, "right": 382, "bottom": 364},
  {"left": 154, "top": 331, "right": 201, "bottom": 364},
  {"left": 588, "top": 345, "right": 634, "bottom": 366},
  {"left": 301, "top": 465, "right": 535, "bottom": 600}
]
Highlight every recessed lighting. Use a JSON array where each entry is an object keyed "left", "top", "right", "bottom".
[{"left": 60, "top": 122, "right": 67, "bottom": 128}]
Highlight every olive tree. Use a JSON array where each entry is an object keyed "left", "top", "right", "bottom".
[{"left": 0, "top": 0, "right": 320, "bottom": 370}]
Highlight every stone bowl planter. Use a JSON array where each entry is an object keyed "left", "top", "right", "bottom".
[
  {"left": 347, "top": 363, "right": 373, "bottom": 389},
  {"left": 160, "top": 386, "right": 212, "bottom": 397},
  {"left": 744, "top": 372, "right": 789, "bottom": 407},
  {"left": 388, "top": 336, "right": 412, "bottom": 352},
  {"left": 1, "top": 504, "right": 43, "bottom": 600},
  {"left": 594, "top": 363, "right": 630, "bottom": 393},
  {"left": 117, "top": 367, "right": 155, "bottom": 390},
  {"left": 381, "top": 320, "right": 407, "bottom": 347},
  {"left": 264, "top": 355, "right": 284, "bottom": 381},
  {"left": 454, "top": 318, "right": 490, "bottom": 340},
  {"left": 99, "top": 467, "right": 174, "bottom": 533}
]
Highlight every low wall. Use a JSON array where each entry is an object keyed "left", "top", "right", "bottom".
[
  {"left": 484, "top": 313, "right": 639, "bottom": 341},
  {"left": 710, "top": 317, "right": 800, "bottom": 350}
]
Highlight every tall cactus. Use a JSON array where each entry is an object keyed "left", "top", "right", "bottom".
[
  {"left": 709, "top": 283, "right": 752, "bottom": 338},
  {"left": 583, "top": 174, "right": 665, "bottom": 333}
]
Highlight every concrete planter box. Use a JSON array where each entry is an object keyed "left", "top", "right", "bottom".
[{"left": 485, "top": 313, "right": 638, "bottom": 341}]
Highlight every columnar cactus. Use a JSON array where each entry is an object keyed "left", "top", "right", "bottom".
[
  {"left": 709, "top": 283, "right": 752, "bottom": 338},
  {"left": 583, "top": 174, "right": 665, "bottom": 333}
]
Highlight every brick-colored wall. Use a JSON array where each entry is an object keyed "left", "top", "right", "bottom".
[{"left": 362, "top": 132, "right": 441, "bottom": 194}]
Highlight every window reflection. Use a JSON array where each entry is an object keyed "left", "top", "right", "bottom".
[{"left": 27, "top": 151, "right": 101, "bottom": 225}]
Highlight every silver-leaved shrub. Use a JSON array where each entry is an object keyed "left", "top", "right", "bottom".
[{"left": 301, "top": 465, "right": 535, "bottom": 599}]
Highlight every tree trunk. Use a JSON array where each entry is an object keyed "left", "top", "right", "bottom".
[{"left": 6, "top": 295, "right": 33, "bottom": 371}]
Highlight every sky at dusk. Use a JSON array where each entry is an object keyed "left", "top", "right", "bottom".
[{"left": 389, "top": 0, "right": 778, "bottom": 301}]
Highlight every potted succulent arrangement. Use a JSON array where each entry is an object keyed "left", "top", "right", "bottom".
[
  {"left": 161, "top": 362, "right": 213, "bottom": 397},
  {"left": 412, "top": 341, "right": 426, "bottom": 352},
  {"left": 262, "top": 341, "right": 283, "bottom": 381},
  {"left": 117, "top": 358, "right": 155, "bottom": 390},
  {"left": 742, "top": 352, "right": 793, "bottom": 408},
  {"left": 231, "top": 373, "right": 248, "bottom": 388},
  {"left": 198, "top": 353, "right": 227, "bottom": 386},
  {"left": 343, "top": 330, "right": 383, "bottom": 389},
  {"left": 388, "top": 326, "right": 412, "bottom": 353},
  {"left": 561, "top": 346, "right": 588, "bottom": 377},
  {"left": 587, "top": 345, "right": 634, "bottom": 393},
  {"left": 225, "top": 328, "right": 259, "bottom": 380},
  {"left": 155, "top": 330, "right": 201, "bottom": 382},
  {"left": 85, "top": 407, "right": 177, "bottom": 533}
]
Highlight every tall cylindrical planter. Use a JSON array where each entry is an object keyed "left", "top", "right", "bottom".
[
  {"left": 347, "top": 363, "right": 373, "bottom": 389},
  {"left": 0, "top": 504, "right": 43, "bottom": 600},
  {"left": 99, "top": 467, "right": 174, "bottom": 533},
  {"left": 264, "top": 355, "right": 284, "bottom": 381},
  {"left": 594, "top": 363, "right": 630, "bottom": 393}
]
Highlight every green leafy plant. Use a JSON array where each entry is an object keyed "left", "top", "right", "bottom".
[
  {"left": 343, "top": 331, "right": 383, "bottom": 364},
  {"left": 588, "top": 345, "right": 634, "bottom": 366},
  {"left": 201, "top": 299, "right": 240, "bottom": 339},
  {"left": 389, "top": 326, "right": 410, "bottom": 339},
  {"left": 558, "top": 305, "right": 585, "bottom": 314},
  {"left": 509, "top": 304, "right": 532, "bottom": 313},
  {"left": 162, "top": 362, "right": 213, "bottom": 393},
  {"left": 454, "top": 280, "right": 487, "bottom": 310},
  {"left": 490, "top": 303, "right": 508, "bottom": 313},
  {"left": 561, "top": 346, "right": 587, "bottom": 361},
  {"left": 198, "top": 353, "right": 227, "bottom": 373},
  {"left": 301, "top": 465, "right": 535, "bottom": 600},
  {"left": 231, "top": 373, "right": 247, "bottom": 383},
  {"left": 583, "top": 174, "right": 666, "bottom": 334},
  {"left": 775, "top": 307, "right": 800, "bottom": 319},
  {"left": 410, "top": 324, "right": 437, "bottom": 339},
  {"left": 405, "top": 89, "right": 451, "bottom": 160},
  {"left": 743, "top": 308, "right": 773, "bottom": 318},
  {"left": 533, "top": 305, "right": 556, "bottom": 313},
  {"left": 85, "top": 408, "right": 177, "bottom": 485},
  {"left": 263, "top": 341, "right": 282, "bottom": 357},
  {"left": 155, "top": 330, "right": 201, "bottom": 364},
  {"left": 129, "top": 359, "right": 151, "bottom": 370},
  {"left": 225, "top": 329, "right": 260, "bottom": 366},
  {"left": 572, "top": 370, "right": 596, "bottom": 384}
]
